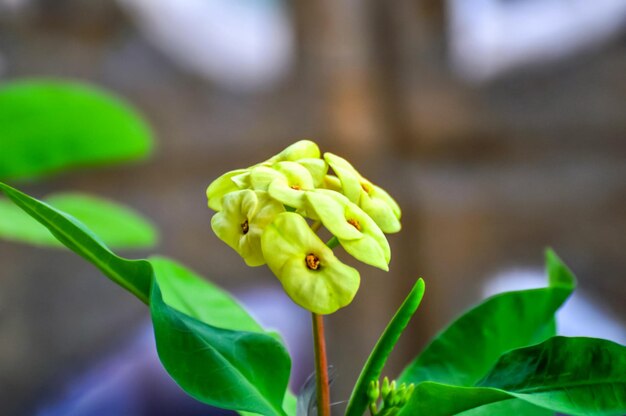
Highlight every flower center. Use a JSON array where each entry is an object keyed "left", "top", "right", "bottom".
[
  {"left": 361, "top": 181, "right": 372, "bottom": 194},
  {"left": 241, "top": 219, "right": 249, "bottom": 234},
  {"left": 305, "top": 253, "right": 320, "bottom": 270},
  {"left": 347, "top": 218, "right": 361, "bottom": 231},
  {"left": 290, "top": 184, "right": 301, "bottom": 190}
]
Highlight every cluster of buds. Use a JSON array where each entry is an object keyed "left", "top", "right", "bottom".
[
  {"left": 206, "top": 140, "right": 401, "bottom": 314},
  {"left": 367, "top": 377, "right": 415, "bottom": 416}
]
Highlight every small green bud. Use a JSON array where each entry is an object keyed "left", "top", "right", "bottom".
[
  {"left": 261, "top": 212, "right": 360, "bottom": 314},
  {"left": 401, "top": 384, "right": 415, "bottom": 406},
  {"left": 381, "top": 377, "right": 392, "bottom": 399},
  {"left": 367, "top": 380, "right": 380, "bottom": 403}
]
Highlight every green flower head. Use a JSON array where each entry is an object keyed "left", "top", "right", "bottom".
[
  {"left": 207, "top": 140, "right": 402, "bottom": 315},
  {"left": 211, "top": 190, "right": 285, "bottom": 266},
  {"left": 306, "top": 190, "right": 390, "bottom": 271},
  {"left": 261, "top": 212, "right": 360, "bottom": 314},
  {"left": 324, "top": 152, "right": 401, "bottom": 233},
  {"left": 206, "top": 141, "right": 322, "bottom": 211}
]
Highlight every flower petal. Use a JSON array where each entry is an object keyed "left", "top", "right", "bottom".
[
  {"left": 360, "top": 191, "right": 401, "bottom": 234},
  {"left": 324, "top": 152, "right": 363, "bottom": 202},
  {"left": 305, "top": 191, "right": 362, "bottom": 240},
  {"left": 306, "top": 190, "right": 390, "bottom": 270},
  {"left": 371, "top": 185, "right": 401, "bottom": 220},
  {"left": 250, "top": 166, "right": 283, "bottom": 191},
  {"left": 261, "top": 212, "right": 360, "bottom": 314},
  {"left": 267, "top": 162, "right": 315, "bottom": 209},
  {"left": 297, "top": 158, "right": 328, "bottom": 187},
  {"left": 262, "top": 140, "right": 321, "bottom": 165},
  {"left": 211, "top": 190, "right": 284, "bottom": 266},
  {"left": 206, "top": 168, "right": 247, "bottom": 211}
]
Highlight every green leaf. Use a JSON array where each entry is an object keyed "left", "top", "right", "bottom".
[
  {"left": 456, "top": 398, "right": 553, "bottom": 416},
  {"left": 150, "top": 257, "right": 296, "bottom": 415},
  {"left": 239, "top": 392, "right": 297, "bottom": 416},
  {"left": 399, "top": 250, "right": 576, "bottom": 388},
  {"left": 0, "top": 182, "right": 294, "bottom": 414},
  {"left": 0, "top": 182, "right": 152, "bottom": 303},
  {"left": 150, "top": 256, "right": 264, "bottom": 333},
  {"left": 0, "top": 79, "right": 153, "bottom": 181},
  {"left": 151, "top": 279, "right": 291, "bottom": 416},
  {"left": 403, "top": 337, "right": 626, "bottom": 416},
  {"left": 345, "top": 278, "right": 426, "bottom": 416},
  {"left": 0, "top": 193, "right": 157, "bottom": 249}
]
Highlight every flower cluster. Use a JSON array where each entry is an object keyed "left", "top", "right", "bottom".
[
  {"left": 206, "top": 140, "right": 401, "bottom": 314},
  {"left": 367, "top": 377, "right": 415, "bottom": 416}
]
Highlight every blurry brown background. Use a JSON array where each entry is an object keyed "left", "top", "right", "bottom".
[{"left": 0, "top": 0, "right": 625, "bottom": 414}]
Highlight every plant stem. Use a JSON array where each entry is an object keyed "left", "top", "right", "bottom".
[{"left": 312, "top": 312, "right": 331, "bottom": 416}]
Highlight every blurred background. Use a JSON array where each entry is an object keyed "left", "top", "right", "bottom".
[{"left": 0, "top": 0, "right": 625, "bottom": 414}]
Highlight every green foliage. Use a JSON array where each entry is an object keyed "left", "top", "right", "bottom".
[
  {"left": 0, "top": 80, "right": 153, "bottom": 181},
  {"left": 399, "top": 250, "right": 575, "bottom": 388},
  {"left": 151, "top": 279, "right": 290, "bottom": 416},
  {"left": 0, "top": 182, "right": 153, "bottom": 303},
  {"left": 2, "top": 180, "right": 625, "bottom": 416},
  {"left": 345, "top": 279, "right": 425, "bottom": 416},
  {"left": 0, "top": 193, "right": 157, "bottom": 249},
  {"left": 392, "top": 251, "right": 626, "bottom": 415},
  {"left": 0, "top": 182, "right": 292, "bottom": 416},
  {"left": 401, "top": 337, "right": 626, "bottom": 416}
]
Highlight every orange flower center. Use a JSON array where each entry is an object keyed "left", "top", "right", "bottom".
[
  {"left": 305, "top": 253, "right": 320, "bottom": 270},
  {"left": 347, "top": 218, "right": 361, "bottom": 231}
]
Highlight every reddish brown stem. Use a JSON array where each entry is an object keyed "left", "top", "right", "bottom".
[{"left": 312, "top": 313, "right": 331, "bottom": 416}]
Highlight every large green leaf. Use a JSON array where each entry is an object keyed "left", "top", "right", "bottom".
[
  {"left": 402, "top": 337, "right": 626, "bottom": 416},
  {"left": 456, "top": 398, "right": 553, "bottom": 416},
  {"left": 399, "top": 250, "right": 575, "bottom": 389},
  {"left": 0, "top": 79, "right": 153, "bottom": 181},
  {"left": 151, "top": 279, "right": 291, "bottom": 416},
  {"left": 0, "top": 182, "right": 294, "bottom": 414},
  {"left": 0, "top": 193, "right": 157, "bottom": 249},
  {"left": 150, "top": 256, "right": 264, "bottom": 333},
  {"left": 344, "top": 278, "right": 425, "bottom": 416},
  {"left": 0, "top": 182, "right": 152, "bottom": 303}
]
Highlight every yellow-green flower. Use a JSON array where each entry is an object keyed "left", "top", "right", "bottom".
[
  {"left": 267, "top": 161, "right": 315, "bottom": 209},
  {"left": 261, "top": 139, "right": 321, "bottom": 165},
  {"left": 261, "top": 212, "right": 360, "bottom": 314},
  {"left": 324, "top": 152, "right": 401, "bottom": 233},
  {"left": 211, "top": 190, "right": 285, "bottom": 266},
  {"left": 306, "top": 190, "right": 390, "bottom": 271},
  {"left": 206, "top": 168, "right": 248, "bottom": 211},
  {"left": 206, "top": 141, "right": 323, "bottom": 211}
]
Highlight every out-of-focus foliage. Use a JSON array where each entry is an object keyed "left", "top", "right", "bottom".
[
  {"left": 0, "top": 80, "right": 153, "bottom": 181},
  {"left": 0, "top": 193, "right": 157, "bottom": 249},
  {"left": 0, "top": 78, "right": 157, "bottom": 249}
]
